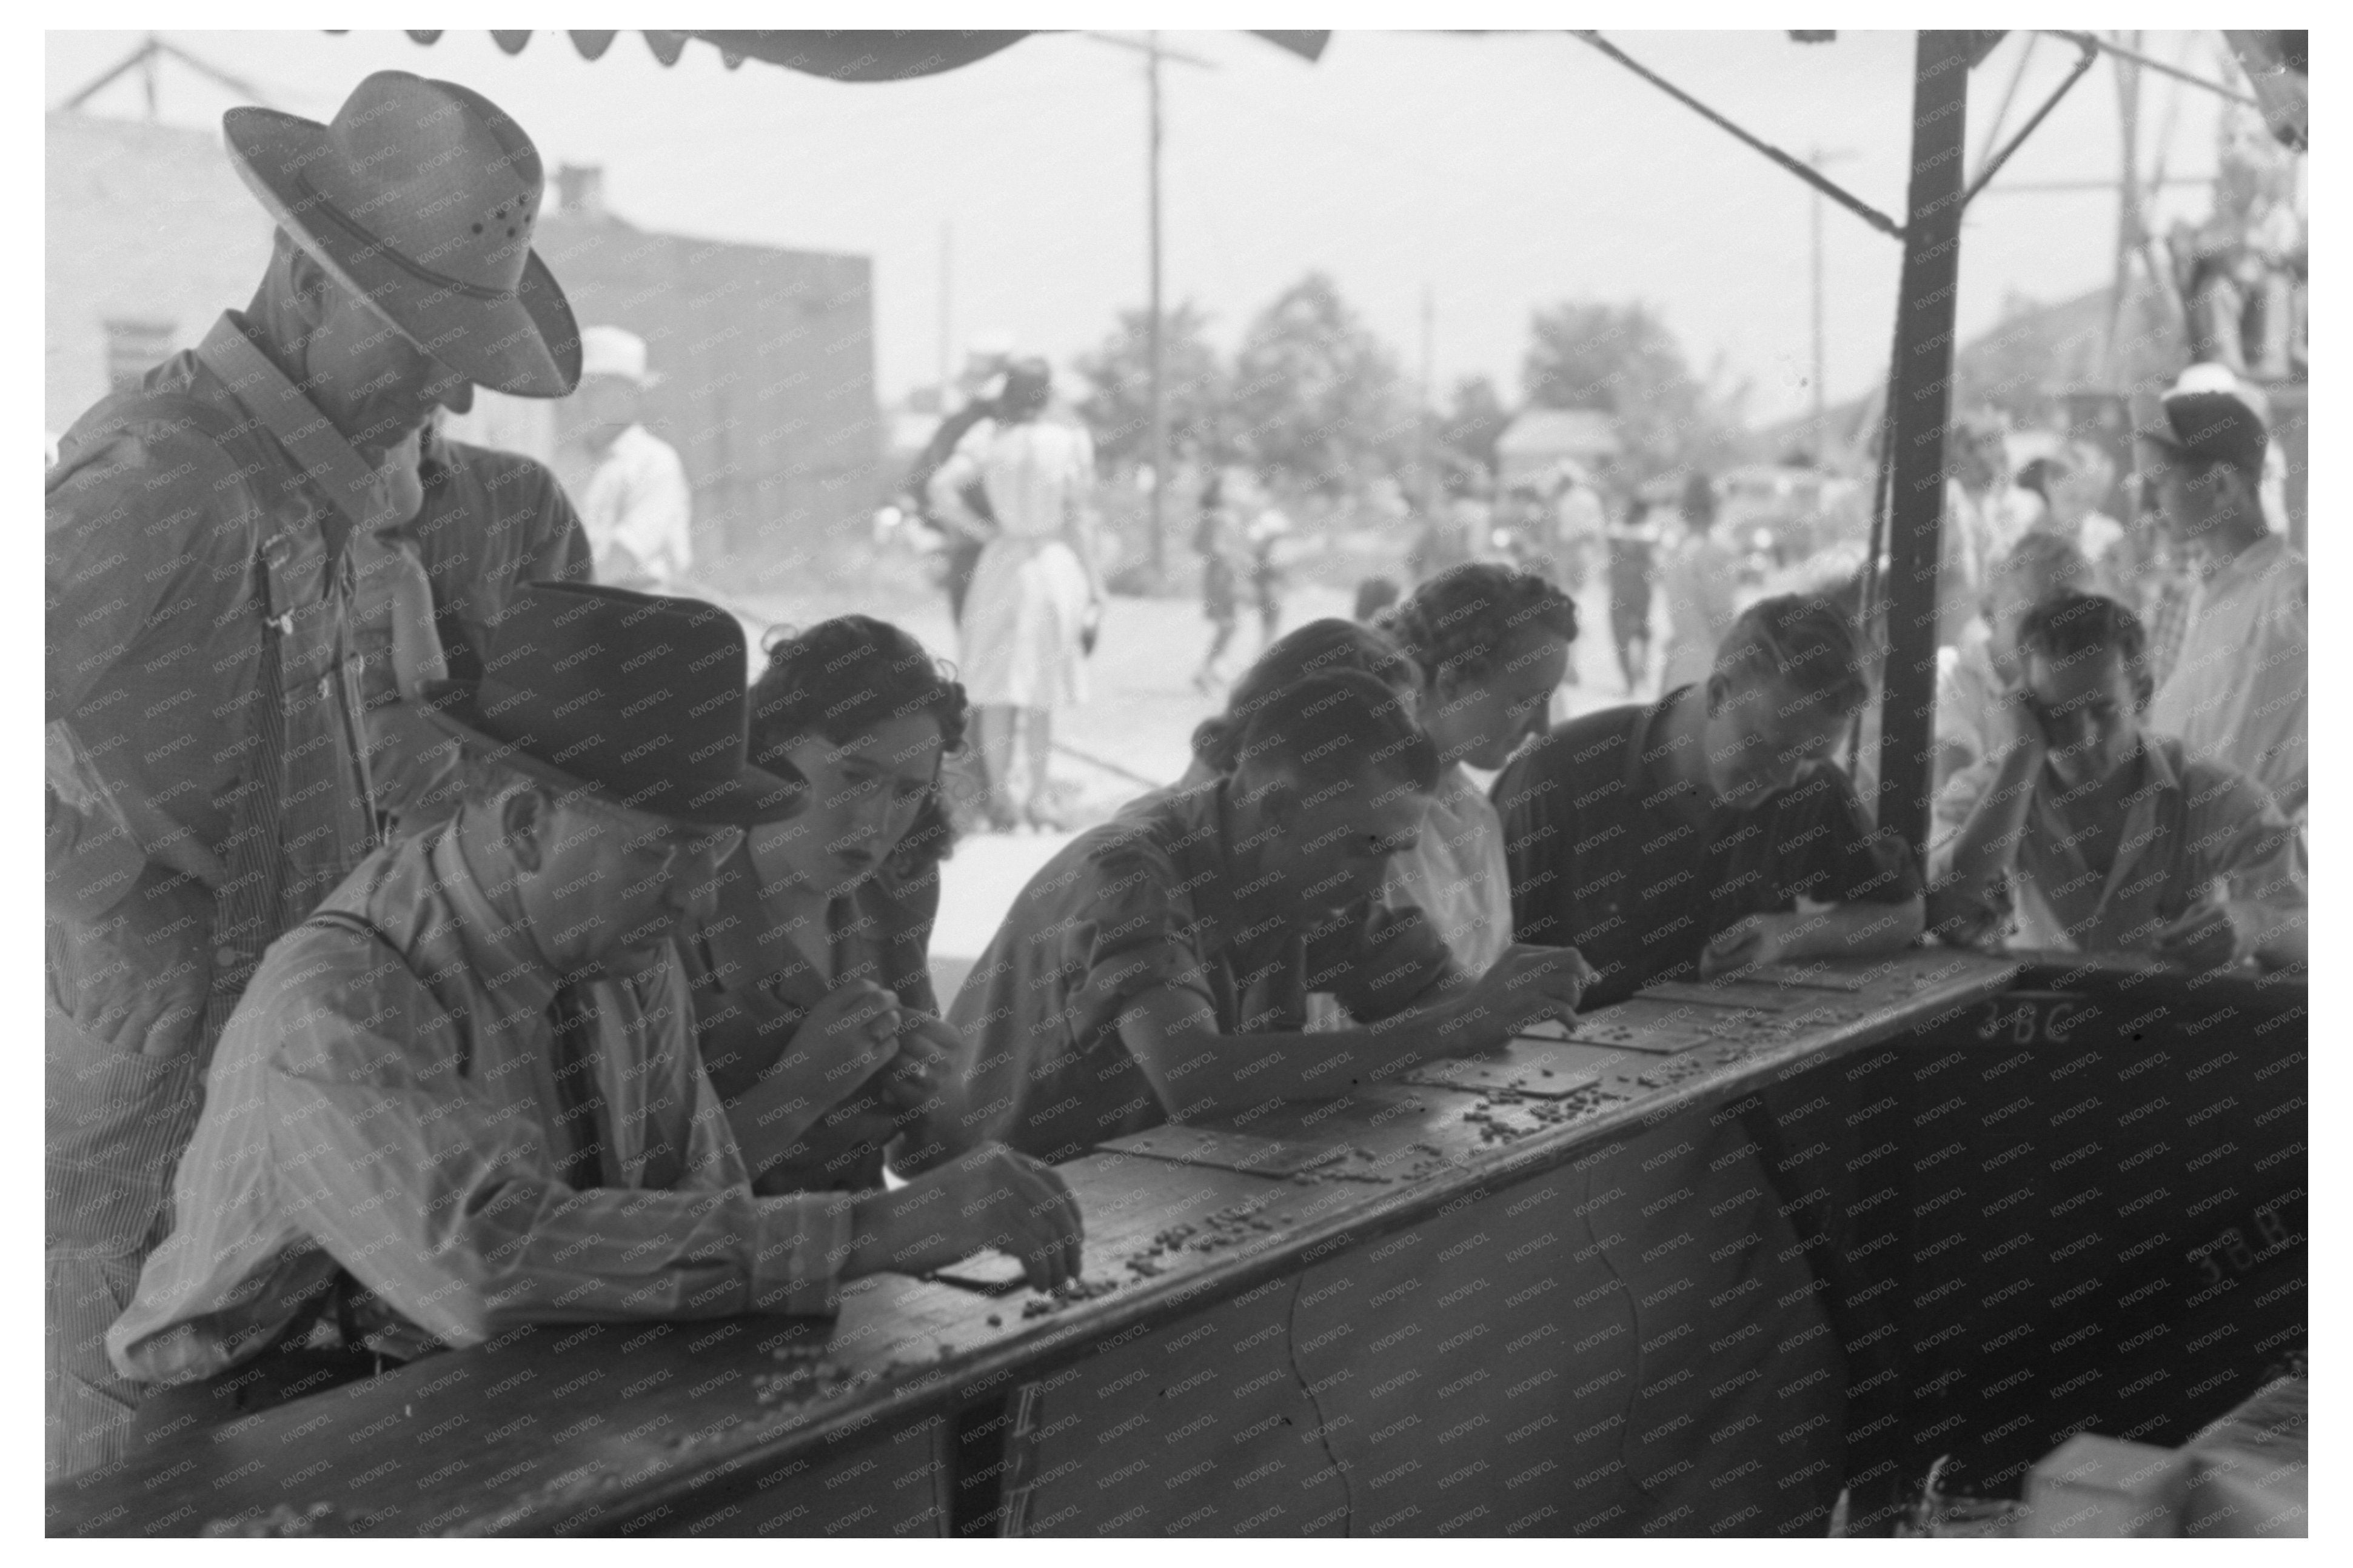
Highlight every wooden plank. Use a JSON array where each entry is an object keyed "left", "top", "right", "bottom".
[
  {"left": 1401, "top": 1036, "right": 1603, "bottom": 1097},
  {"left": 1639, "top": 979, "right": 1822, "bottom": 1012},
  {"left": 1099, "top": 1125, "right": 1353, "bottom": 1177},
  {"left": 52, "top": 953, "right": 2021, "bottom": 1535},
  {"left": 1287, "top": 1119, "right": 1849, "bottom": 1538},
  {"left": 1014, "top": 1276, "right": 1344, "bottom": 1536}
]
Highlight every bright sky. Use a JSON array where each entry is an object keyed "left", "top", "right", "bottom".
[{"left": 45, "top": 27, "right": 2238, "bottom": 426}]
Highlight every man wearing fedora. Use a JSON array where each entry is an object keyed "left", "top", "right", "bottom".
[
  {"left": 555, "top": 324, "right": 696, "bottom": 592},
  {"left": 107, "top": 582, "right": 1085, "bottom": 1434},
  {"left": 44, "top": 70, "right": 581, "bottom": 1479}
]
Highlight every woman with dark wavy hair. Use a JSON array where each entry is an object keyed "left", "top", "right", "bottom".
[{"left": 673, "top": 615, "right": 971, "bottom": 1191}]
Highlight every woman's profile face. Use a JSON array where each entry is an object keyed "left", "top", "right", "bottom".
[
  {"left": 1426, "top": 632, "right": 1570, "bottom": 772},
  {"left": 748, "top": 711, "right": 945, "bottom": 899}
]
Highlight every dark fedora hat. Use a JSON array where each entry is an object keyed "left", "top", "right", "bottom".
[
  {"left": 421, "top": 582, "right": 805, "bottom": 827},
  {"left": 223, "top": 71, "right": 580, "bottom": 398}
]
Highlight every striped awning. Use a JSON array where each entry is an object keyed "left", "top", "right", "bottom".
[{"left": 347, "top": 30, "right": 1330, "bottom": 79}]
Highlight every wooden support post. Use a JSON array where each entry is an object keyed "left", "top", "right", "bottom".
[{"left": 1873, "top": 31, "right": 1973, "bottom": 867}]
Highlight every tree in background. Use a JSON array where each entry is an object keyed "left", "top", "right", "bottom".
[
  {"left": 1522, "top": 299, "right": 1738, "bottom": 481},
  {"left": 1075, "top": 300, "right": 1233, "bottom": 471},
  {"left": 1233, "top": 272, "right": 1411, "bottom": 495},
  {"left": 1435, "top": 373, "right": 1510, "bottom": 483}
]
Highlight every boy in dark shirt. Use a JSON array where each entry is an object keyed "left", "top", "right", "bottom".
[{"left": 1496, "top": 592, "right": 1923, "bottom": 1007}]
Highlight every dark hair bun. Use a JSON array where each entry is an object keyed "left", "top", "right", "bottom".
[{"left": 1379, "top": 563, "right": 1578, "bottom": 688}]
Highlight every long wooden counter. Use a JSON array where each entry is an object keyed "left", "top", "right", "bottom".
[{"left": 52, "top": 949, "right": 2305, "bottom": 1537}]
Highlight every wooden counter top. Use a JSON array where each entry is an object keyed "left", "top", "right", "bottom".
[{"left": 50, "top": 950, "right": 2018, "bottom": 1537}]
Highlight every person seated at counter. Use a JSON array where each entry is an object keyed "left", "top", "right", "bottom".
[
  {"left": 1145, "top": 618, "right": 1424, "bottom": 809},
  {"left": 1495, "top": 592, "right": 1924, "bottom": 1007},
  {"left": 106, "top": 584, "right": 1083, "bottom": 1432},
  {"left": 1374, "top": 563, "right": 1580, "bottom": 975},
  {"left": 677, "top": 616, "right": 972, "bottom": 1192},
  {"left": 946, "top": 670, "right": 1596, "bottom": 1163},
  {"left": 1933, "top": 530, "right": 2092, "bottom": 790},
  {"left": 1928, "top": 590, "right": 2306, "bottom": 970}
]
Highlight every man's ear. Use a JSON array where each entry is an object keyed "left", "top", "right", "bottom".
[
  {"left": 501, "top": 787, "right": 549, "bottom": 875},
  {"left": 1703, "top": 671, "right": 1730, "bottom": 719},
  {"left": 2224, "top": 464, "right": 2265, "bottom": 518},
  {"left": 279, "top": 242, "right": 337, "bottom": 336}
]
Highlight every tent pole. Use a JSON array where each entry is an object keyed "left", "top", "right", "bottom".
[
  {"left": 1872, "top": 31, "right": 1973, "bottom": 871},
  {"left": 1146, "top": 32, "right": 1168, "bottom": 584}
]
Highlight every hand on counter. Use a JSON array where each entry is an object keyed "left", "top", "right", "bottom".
[
  {"left": 2149, "top": 899, "right": 2248, "bottom": 972},
  {"left": 850, "top": 1143, "right": 1085, "bottom": 1295},
  {"left": 1455, "top": 943, "right": 1598, "bottom": 1044},
  {"left": 1698, "top": 912, "right": 1799, "bottom": 980}
]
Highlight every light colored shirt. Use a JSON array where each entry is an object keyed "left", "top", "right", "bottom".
[
  {"left": 956, "top": 419, "right": 1094, "bottom": 541},
  {"left": 2075, "top": 509, "right": 2126, "bottom": 578},
  {"left": 109, "top": 823, "right": 853, "bottom": 1387},
  {"left": 1659, "top": 532, "right": 1741, "bottom": 692},
  {"left": 566, "top": 422, "right": 693, "bottom": 585},
  {"left": 1386, "top": 762, "right": 1513, "bottom": 976},
  {"left": 1940, "top": 480, "right": 2040, "bottom": 646},
  {"left": 1932, "top": 626, "right": 2007, "bottom": 778},
  {"left": 1931, "top": 733, "right": 2304, "bottom": 955},
  {"left": 2150, "top": 533, "right": 2306, "bottom": 819}
]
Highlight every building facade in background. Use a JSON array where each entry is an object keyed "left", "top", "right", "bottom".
[{"left": 44, "top": 116, "right": 882, "bottom": 577}]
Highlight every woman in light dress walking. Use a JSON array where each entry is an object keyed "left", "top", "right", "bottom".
[
  {"left": 1658, "top": 472, "right": 1741, "bottom": 694},
  {"left": 928, "top": 358, "right": 1103, "bottom": 831}
]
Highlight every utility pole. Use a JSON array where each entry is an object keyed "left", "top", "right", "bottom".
[
  {"left": 2105, "top": 32, "right": 2144, "bottom": 381},
  {"left": 1076, "top": 31, "right": 1217, "bottom": 584},
  {"left": 1806, "top": 147, "right": 1855, "bottom": 463},
  {"left": 1146, "top": 31, "right": 1168, "bottom": 581},
  {"left": 1419, "top": 284, "right": 1435, "bottom": 509},
  {"left": 1810, "top": 163, "right": 1826, "bottom": 453},
  {"left": 938, "top": 222, "right": 952, "bottom": 407}
]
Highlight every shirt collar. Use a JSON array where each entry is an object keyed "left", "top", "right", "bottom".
[
  {"left": 428, "top": 821, "right": 559, "bottom": 1018},
  {"left": 2029, "top": 735, "right": 2171, "bottom": 915},
  {"left": 195, "top": 312, "right": 401, "bottom": 539}
]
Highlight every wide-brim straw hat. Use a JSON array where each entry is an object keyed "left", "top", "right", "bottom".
[{"left": 224, "top": 70, "right": 581, "bottom": 398}]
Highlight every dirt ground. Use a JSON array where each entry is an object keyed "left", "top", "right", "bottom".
[{"left": 725, "top": 569, "right": 1676, "bottom": 1001}]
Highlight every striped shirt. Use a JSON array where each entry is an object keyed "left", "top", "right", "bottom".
[
  {"left": 109, "top": 822, "right": 854, "bottom": 1387},
  {"left": 2151, "top": 535, "right": 2307, "bottom": 821}
]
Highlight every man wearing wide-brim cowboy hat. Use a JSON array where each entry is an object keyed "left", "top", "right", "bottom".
[
  {"left": 44, "top": 69, "right": 580, "bottom": 1480},
  {"left": 108, "top": 581, "right": 1085, "bottom": 1434}
]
